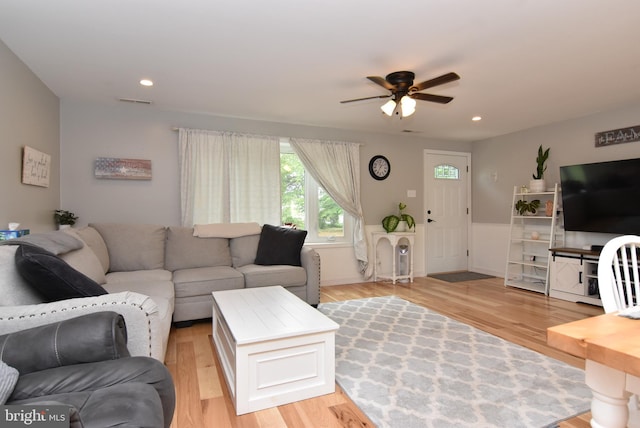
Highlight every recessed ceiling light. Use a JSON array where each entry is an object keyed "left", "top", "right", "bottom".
[
  {"left": 140, "top": 79, "right": 154, "bottom": 87},
  {"left": 472, "top": 116, "right": 482, "bottom": 122}
]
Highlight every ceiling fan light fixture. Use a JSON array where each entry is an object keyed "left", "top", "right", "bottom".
[
  {"left": 400, "top": 96, "right": 416, "bottom": 117},
  {"left": 381, "top": 99, "right": 396, "bottom": 116}
]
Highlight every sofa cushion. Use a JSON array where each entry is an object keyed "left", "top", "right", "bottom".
[
  {"left": 90, "top": 223, "right": 166, "bottom": 272},
  {"left": 165, "top": 226, "right": 231, "bottom": 271},
  {"left": 237, "top": 264, "right": 307, "bottom": 288},
  {"left": 230, "top": 234, "right": 260, "bottom": 268},
  {"left": 14, "top": 244, "right": 108, "bottom": 302},
  {"left": 76, "top": 226, "right": 110, "bottom": 274},
  {"left": 254, "top": 224, "right": 307, "bottom": 266},
  {"left": 172, "top": 267, "right": 244, "bottom": 298},
  {"left": 0, "top": 245, "right": 44, "bottom": 306},
  {"left": 102, "top": 279, "right": 175, "bottom": 304},
  {"left": 60, "top": 229, "right": 107, "bottom": 285},
  {"left": 105, "top": 269, "right": 172, "bottom": 284}
]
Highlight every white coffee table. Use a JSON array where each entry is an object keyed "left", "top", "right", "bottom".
[{"left": 211, "top": 286, "right": 339, "bottom": 415}]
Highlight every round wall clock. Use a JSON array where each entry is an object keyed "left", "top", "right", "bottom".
[{"left": 369, "top": 155, "right": 390, "bottom": 180}]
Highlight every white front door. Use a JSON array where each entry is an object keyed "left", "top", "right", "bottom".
[{"left": 424, "top": 150, "right": 470, "bottom": 274}]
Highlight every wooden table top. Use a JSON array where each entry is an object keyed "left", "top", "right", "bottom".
[{"left": 548, "top": 313, "right": 640, "bottom": 377}]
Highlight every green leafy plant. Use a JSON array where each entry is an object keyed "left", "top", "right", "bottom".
[
  {"left": 398, "top": 202, "right": 415, "bottom": 229},
  {"left": 54, "top": 209, "right": 78, "bottom": 226},
  {"left": 515, "top": 199, "right": 541, "bottom": 215},
  {"left": 382, "top": 215, "right": 399, "bottom": 233},
  {"left": 533, "top": 145, "right": 550, "bottom": 180},
  {"left": 382, "top": 202, "right": 416, "bottom": 232}
]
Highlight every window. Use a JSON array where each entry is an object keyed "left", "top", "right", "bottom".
[
  {"left": 434, "top": 164, "right": 459, "bottom": 180},
  {"left": 280, "top": 143, "right": 352, "bottom": 243}
]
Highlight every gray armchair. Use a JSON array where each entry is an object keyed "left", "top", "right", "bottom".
[{"left": 0, "top": 312, "right": 175, "bottom": 428}]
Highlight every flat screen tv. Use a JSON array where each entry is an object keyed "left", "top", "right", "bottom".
[{"left": 559, "top": 158, "right": 640, "bottom": 235}]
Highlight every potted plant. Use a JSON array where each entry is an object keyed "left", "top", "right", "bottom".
[
  {"left": 515, "top": 199, "right": 541, "bottom": 216},
  {"left": 382, "top": 202, "right": 416, "bottom": 233},
  {"left": 54, "top": 209, "right": 78, "bottom": 229},
  {"left": 529, "top": 145, "right": 550, "bottom": 193}
]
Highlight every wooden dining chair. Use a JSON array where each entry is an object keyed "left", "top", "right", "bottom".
[{"left": 598, "top": 235, "right": 640, "bottom": 313}]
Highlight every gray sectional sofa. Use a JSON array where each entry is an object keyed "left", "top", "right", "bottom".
[{"left": 0, "top": 223, "right": 320, "bottom": 362}]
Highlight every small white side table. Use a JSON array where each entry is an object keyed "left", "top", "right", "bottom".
[{"left": 372, "top": 232, "right": 415, "bottom": 284}]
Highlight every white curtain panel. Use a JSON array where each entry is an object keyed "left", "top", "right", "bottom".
[
  {"left": 227, "top": 133, "right": 280, "bottom": 225},
  {"left": 178, "top": 128, "right": 226, "bottom": 227},
  {"left": 290, "top": 138, "right": 369, "bottom": 275},
  {"left": 178, "top": 129, "right": 280, "bottom": 227}
]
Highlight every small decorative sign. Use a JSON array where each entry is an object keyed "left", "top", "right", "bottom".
[
  {"left": 595, "top": 125, "right": 640, "bottom": 147},
  {"left": 22, "top": 146, "right": 51, "bottom": 187},
  {"left": 94, "top": 157, "right": 152, "bottom": 180}
]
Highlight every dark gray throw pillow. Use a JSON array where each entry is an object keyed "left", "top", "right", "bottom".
[
  {"left": 14, "top": 244, "right": 108, "bottom": 302},
  {"left": 254, "top": 224, "right": 307, "bottom": 266}
]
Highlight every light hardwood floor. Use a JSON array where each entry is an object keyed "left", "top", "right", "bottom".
[{"left": 165, "top": 276, "right": 603, "bottom": 427}]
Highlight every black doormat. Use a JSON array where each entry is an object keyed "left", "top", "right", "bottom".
[{"left": 429, "top": 271, "right": 495, "bottom": 283}]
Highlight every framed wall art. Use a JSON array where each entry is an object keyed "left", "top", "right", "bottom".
[
  {"left": 22, "top": 146, "right": 51, "bottom": 187},
  {"left": 595, "top": 124, "right": 640, "bottom": 147},
  {"left": 94, "top": 157, "right": 152, "bottom": 180}
]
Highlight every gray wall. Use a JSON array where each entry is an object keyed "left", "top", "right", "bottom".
[
  {"left": 472, "top": 101, "right": 640, "bottom": 225},
  {"left": 60, "top": 99, "right": 471, "bottom": 227},
  {"left": 0, "top": 39, "right": 60, "bottom": 233}
]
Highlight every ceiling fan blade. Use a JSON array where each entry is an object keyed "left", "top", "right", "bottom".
[
  {"left": 411, "top": 72, "right": 460, "bottom": 92},
  {"left": 410, "top": 93, "right": 454, "bottom": 104},
  {"left": 367, "top": 76, "right": 395, "bottom": 90},
  {"left": 340, "top": 94, "right": 391, "bottom": 104}
]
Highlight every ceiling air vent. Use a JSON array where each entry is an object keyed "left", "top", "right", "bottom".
[{"left": 118, "top": 98, "right": 153, "bottom": 105}]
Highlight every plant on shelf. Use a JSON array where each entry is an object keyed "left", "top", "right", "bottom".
[
  {"left": 54, "top": 209, "right": 78, "bottom": 227},
  {"left": 382, "top": 202, "right": 416, "bottom": 233},
  {"left": 515, "top": 199, "right": 541, "bottom": 216},
  {"left": 529, "top": 145, "right": 550, "bottom": 192}
]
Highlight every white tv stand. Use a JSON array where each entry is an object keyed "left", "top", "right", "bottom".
[{"left": 549, "top": 247, "right": 603, "bottom": 307}]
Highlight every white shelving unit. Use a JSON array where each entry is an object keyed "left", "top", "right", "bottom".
[{"left": 504, "top": 184, "right": 563, "bottom": 294}]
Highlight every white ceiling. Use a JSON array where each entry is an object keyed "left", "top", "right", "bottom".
[{"left": 2, "top": 0, "right": 640, "bottom": 142}]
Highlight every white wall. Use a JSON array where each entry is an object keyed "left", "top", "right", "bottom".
[
  {"left": 470, "top": 223, "right": 509, "bottom": 277},
  {"left": 0, "top": 39, "right": 60, "bottom": 233}
]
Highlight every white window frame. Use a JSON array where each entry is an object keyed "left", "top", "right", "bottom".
[{"left": 281, "top": 141, "right": 353, "bottom": 244}]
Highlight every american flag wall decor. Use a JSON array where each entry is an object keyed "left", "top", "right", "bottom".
[{"left": 94, "top": 157, "right": 152, "bottom": 180}]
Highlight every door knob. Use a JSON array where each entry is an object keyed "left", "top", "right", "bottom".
[{"left": 427, "top": 218, "right": 436, "bottom": 223}]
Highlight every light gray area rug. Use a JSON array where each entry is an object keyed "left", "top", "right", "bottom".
[{"left": 318, "top": 296, "right": 591, "bottom": 428}]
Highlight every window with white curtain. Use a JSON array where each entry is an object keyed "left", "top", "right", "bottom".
[
  {"left": 178, "top": 129, "right": 280, "bottom": 227},
  {"left": 280, "top": 141, "right": 353, "bottom": 243},
  {"left": 179, "top": 129, "right": 366, "bottom": 272}
]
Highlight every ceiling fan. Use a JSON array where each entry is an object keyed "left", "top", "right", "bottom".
[{"left": 340, "top": 71, "right": 460, "bottom": 117}]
